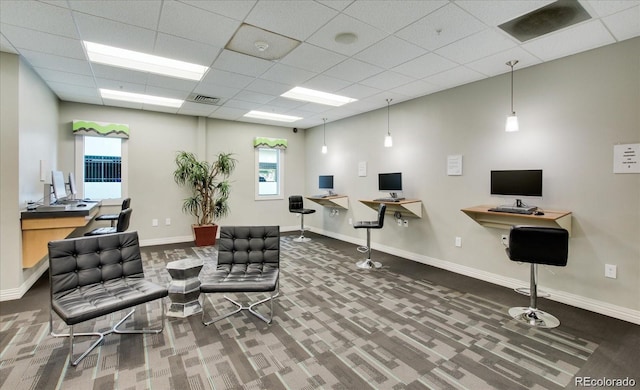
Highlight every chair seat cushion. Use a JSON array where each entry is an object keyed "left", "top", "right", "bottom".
[
  {"left": 200, "top": 264, "right": 279, "bottom": 293},
  {"left": 85, "top": 227, "right": 117, "bottom": 236},
  {"left": 95, "top": 214, "right": 118, "bottom": 221},
  {"left": 290, "top": 208, "right": 315, "bottom": 215},
  {"left": 52, "top": 277, "right": 168, "bottom": 325},
  {"left": 354, "top": 220, "right": 383, "bottom": 229}
]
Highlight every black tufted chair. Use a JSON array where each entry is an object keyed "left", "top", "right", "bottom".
[
  {"left": 95, "top": 197, "right": 131, "bottom": 227},
  {"left": 200, "top": 226, "right": 280, "bottom": 325},
  {"left": 85, "top": 208, "right": 132, "bottom": 236},
  {"left": 288, "top": 195, "right": 315, "bottom": 242},
  {"left": 506, "top": 225, "right": 569, "bottom": 328},
  {"left": 353, "top": 203, "right": 386, "bottom": 269},
  {"left": 48, "top": 231, "right": 168, "bottom": 366}
]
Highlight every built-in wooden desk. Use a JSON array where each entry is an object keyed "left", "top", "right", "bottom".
[
  {"left": 306, "top": 195, "right": 349, "bottom": 209},
  {"left": 359, "top": 199, "right": 423, "bottom": 218},
  {"left": 21, "top": 202, "right": 101, "bottom": 268},
  {"left": 461, "top": 205, "right": 572, "bottom": 235}
]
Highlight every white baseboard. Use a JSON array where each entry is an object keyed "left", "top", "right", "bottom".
[
  {"left": 139, "top": 235, "right": 194, "bottom": 247},
  {"left": 0, "top": 260, "right": 49, "bottom": 301},
  {"left": 311, "top": 227, "right": 640, "bottom": 325}
]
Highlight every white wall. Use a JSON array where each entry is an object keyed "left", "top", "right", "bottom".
[
  {"left": 303, "top": 38, "right": 640, "bottom": 320},
  {"left": 0, "top": 52, "right": 59, "bottom": 297}
]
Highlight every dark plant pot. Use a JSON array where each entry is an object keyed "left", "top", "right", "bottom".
[{"left": 193, "top": 224, "right": 218, "bottom": 246}]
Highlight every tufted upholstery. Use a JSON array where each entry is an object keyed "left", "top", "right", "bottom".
[
  {"left": 201, "top": 226, "right": 279, "bottom": 294},
  {"left": 49, "top": 231, "right": 167, "bottom": 325},
  {"left": 95, "top": 198, "right": 131, "bottom": 226},
  {"left": 200, "top": 226, "right": 280, "bottom": 325},
  {"left": 288, "top": 195, "right": 315, "bottom": 215}
]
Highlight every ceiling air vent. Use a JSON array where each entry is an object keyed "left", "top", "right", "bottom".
[
  {"left": 499, "top": 0, "right": 591, "bottom": 42},
  {"left": 187, "top": 93, "right": 220, "bottom": 105}
]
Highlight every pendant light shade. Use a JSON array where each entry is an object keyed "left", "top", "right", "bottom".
[
  {"left": 384, "top": 98, "right": 393, "bottom": 147},
  {"left": 505, "top": 60, "right": 519, "bottom": 132},
  {"left": 321, "top": 118, "right": 328, "bottom": 154}
]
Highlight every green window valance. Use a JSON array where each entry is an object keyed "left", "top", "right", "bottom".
[
  {"left": 73, "top": 120, "right": 130, "bottom": 138},
  {"left": 254, "top": 137, "right": 287, "bottom": 149}
]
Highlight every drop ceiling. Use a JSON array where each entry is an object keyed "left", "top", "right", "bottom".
[{"left": 1, "top": 0, "right": 638, "bottom": 129}]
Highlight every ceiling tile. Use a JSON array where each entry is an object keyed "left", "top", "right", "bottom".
[
  {"left": 233, "top": 90, "right": 276, "bottom": 104},
  {"left": 209, "top": 106, "right": 246, "bottom": 120},
  {"left": 154, "top": 33, "right": 222, "bottom": 67},
  {"left": 0, "top": 34, "right": 17, "bottom": 53},
  {"left": 601, "top": 5, "right": 640, "bottom": 41},
  {"left": 95, "top": 78, "right": 146, "bottom": 94},
  {"left": 245, "top": 78, "right": 291, "bottom": 96},
  {"left": 73, "top": 12, "right": 157, "bottom": 52},
  {"left": 424, "top": 66, "right": 485, "bottom": 88},
  {"left": 201, "top": 69, "right": 254, "bottom": 89},
  {"left": 359, "top": 71, "right": 414, "bottom": 90},
  {"left": 336, "top": 83, "right": 382, "bottom": 100},
  {"left": 344, "top": 0, "right": 446, "bottom": 33},
  {"left": 146, "top": 74, "right": 199, "bottom": 92},
  {"left": 315, "top": 0, "right": 354, "bottom": 12},
  {"left": 158, "top": 1, "right": 240, "bottom": 47},
  {"left": 260, "top": 63, "right": 316, "bottom": 86},
  {"left": 584, "top": 0, "right": 639, "bottom": 17},
  {"left": 245, "top": 0, "right": 338, "bottom": 41},
  {"left": 144, "top": 85, "right": 190, "bottom": 100},
  {"left": 391, "top": 79, "right": 441, "bottom": 97},
  {"left": 522, "top": 20, "right": 616, "bottom": 61},
  {"left": 19, "top": 49, "right": 93, "bottom": 75},
  {"left": 34, "top": 68, "right": 96, "bottom": 88},
  {"left": 396, "top": 3, "right": 486, "bottom": 51},
  {"left": 465, "top": 47, "right": 541, "bottom": 77},
  {"left": 1, "top": 24, "right": 85, "bottom": 59},
  {"left": 68, "top": 0, "right": 162, "bottom": 30},
  {"left": 211, "top": 50, "right": 273, "bottom": 77},
  {"left": 176, "top": 0, "right": 256, "bottom": 21},
  {"left": 392, "top": 53, "right": 457, "bottom": 79},
  {"left": 354, "top": 36, "right": 426, "bottom": 69},
  {"left": 177, "top": 101, "right": 218, "bottom": 117},
  {"left": 92, "top": 64, "right": 150, "bottom": 85},
  {"left": 300, "top": 74, "right": 353, "bottom": 92},
  {"left": 436, "top": 28, "right": 517, "bottom": 64},
  {"left": 455, "top": 1, "right": 553, "bottom": 26},
  {"left": 0, "top": 0, "right": 77, "bottom": 38},
  {"left": 306, "top": 14, "right": 387, "bottom": 56},
  {"left": 324, "top": 58, "right": 383, "bottom": 83},
  {"left": 193, "top": 83, "right": 241, "bottom": 99},
  {"left": 278, "top": 43, "right": 347, "bottom": 73},
  {"left": 47, "top": 81, "right": 100, "bottom": 99}
]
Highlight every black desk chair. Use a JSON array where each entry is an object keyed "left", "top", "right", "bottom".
[
  {"left": 85, "top": 208, "right": 132, "bottom": 236},
  {"left": 505, "top": 225, "right": 569, "bottom": 328},
  {"left": 95, "top": 198, "right": 131, "bottom": 227},
  {"left": 353, "top": 203, "right": 386, "bottom": 269},
  {"left": 288, "top": 195, "right": 315, "bottom": 242}
]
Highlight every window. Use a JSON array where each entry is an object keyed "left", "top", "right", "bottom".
[
  {"left": 255, "top": 148, "right": 283, "bottom": 199},
  {"left": 74, "top": 136, "right": 128, "bottom": 201}
]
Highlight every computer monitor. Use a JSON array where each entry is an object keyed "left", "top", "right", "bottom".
[
  {"left": 68, "top": 172, "right": 78, "bottom": 199},
  {"left": 319, "top": 175, "right": 334, "bottom": 191},
  {"left": 490, "top": 169, "right": 543, "bottom": 207},
  {"left": 51, "top": 170, "right": 67, "bottom": 203},
  {"left": 378, "top": 172, "right": 402, "bottom": 198}
]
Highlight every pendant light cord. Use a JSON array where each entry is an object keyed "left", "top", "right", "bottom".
[
  {"left": 323, "top": 118, "right": 327, "bottom": 144},
  {"left": 507, "top": 60, "right": 518, "bottom": 115},
  {"left": 386, "top": 98, "right": 392, "bottom": 136}
]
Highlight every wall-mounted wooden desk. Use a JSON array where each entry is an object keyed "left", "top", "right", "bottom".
[
  {"left": 306, "top": 195, "right": 349, "bottom": 209},
  {"left": 461, "top": 205, "right": 572, "bottom": 235},
  {"left": 359, "top": 199, "right": 423, "bottom": 218},
  {"left": 21, "top": 202, "right": 100, "bottom": 268}
]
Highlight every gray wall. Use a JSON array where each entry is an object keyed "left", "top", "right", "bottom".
[{"left": 303, "top": 38, "right": 640, "bottom": 317}]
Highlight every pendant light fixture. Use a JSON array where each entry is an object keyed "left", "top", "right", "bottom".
[
  {"left": 321, "top": 118, "right": 328, "bottom": 154},
  {"left": 505, "top": 60, "right": 519, "bottom": 132},
  {"left": 384, "top": 98, "right": 393, "bottom": 147}
]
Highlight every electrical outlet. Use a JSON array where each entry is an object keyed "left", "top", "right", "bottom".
[
  {"left": 348, "top": 218, "right": 352, "bottom": 225},
  {"left": 335, "top": 209, "right": 339, "bottom": 216},
  {"left": 397, "top": 219, "right": 402, "bottom": 226},
  {"left": 605, "top": 264, "right": 617, "bottom": 279},
  {"left": 455, "top": 236, "right": 462, "bottom": 247},
  {"left": 403, "top": 219, "right": 408, "bottom": 227},
  {"left": 152, "top": 219, "right": 158, "bottom": 227},
  {"left": 165, "top": 218, "right": 171, "bottom": 225}
]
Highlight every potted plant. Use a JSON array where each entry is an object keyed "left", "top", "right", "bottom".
[{"left": 173, "top": 151, "right": 237, "bottom": 246}]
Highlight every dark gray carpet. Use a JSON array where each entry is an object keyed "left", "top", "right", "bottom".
[{"left": 0, "top": 235, "right": 618, "bottom": 389}]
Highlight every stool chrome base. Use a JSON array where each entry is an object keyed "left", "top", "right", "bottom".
[
  {"left": 508, "top": 306, "right": 560, "bottom": 328},
  {"left": 356, "top": 259, "right": 382, "bottom": 269},
  {"left": 293, "top": 235, "right": 311, "bottom": 243}
]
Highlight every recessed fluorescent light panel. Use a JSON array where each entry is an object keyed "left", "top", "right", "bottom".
[
  {"left": 244, "top": 110, "right": 302, "bottom": 123},
  {"left": 100, "top": 89, "right": 183, "bottom": 108},
  {"left": 281, "top": 87, "right": 357, "bottom": 107},
  {"left": 84, "top": 41, "right": 208, "bottom": 81}
]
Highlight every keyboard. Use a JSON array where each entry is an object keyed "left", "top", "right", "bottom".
[
  {"left": 489, "top": 206, "right": 536, "bottom": 215},
  {"left": 374, "top": 197, "right": 405, "bottom": 202}
]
